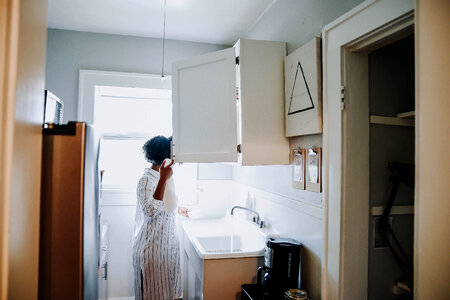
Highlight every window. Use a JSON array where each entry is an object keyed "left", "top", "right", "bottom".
[
  {"left": 95, "top": 85, "right": 197, "bottom": 205},
  {"left": 94, "top": 85, "right": 172, "bottom": 136}
]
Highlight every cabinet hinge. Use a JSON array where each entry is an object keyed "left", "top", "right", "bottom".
[
  {"left": 101, "top": 262, "right": 107, "bottom": 280},
  {"left": 235, "top": 56, "right": 240, "bottom": 65},
  {"left": 237, "top": 144, "right": 242, "bottom": 153},
  {"left": 340, "top": 85, "right": 345, "bottom": 110}
]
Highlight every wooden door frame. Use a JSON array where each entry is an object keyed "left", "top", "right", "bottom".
[
  {"left": 321, "top": 1, "right": 414, "bottom": 299},
  {"left": 0, "top": 0, "right": 19, "bottom": 298}
]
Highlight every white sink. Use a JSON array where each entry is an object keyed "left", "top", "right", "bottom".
[
  {"left": 196, "top": 235, "right": 244, "bottom": 253},
  {"left": 182, "top": 216, "right": 269, "bottom": 259}
]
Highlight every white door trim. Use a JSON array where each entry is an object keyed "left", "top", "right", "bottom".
[
  {"left": 321, "top": 0, "right": 414, "bottom": 299},
  {"left": 78, "top": 70, "right": 171, "bottom": 124}
]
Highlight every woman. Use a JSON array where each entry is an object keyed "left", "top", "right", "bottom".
[{"left": 132, "top": 136, "right": 188, "bottom": 300}]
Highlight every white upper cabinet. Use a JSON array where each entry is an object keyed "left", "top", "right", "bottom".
[
  {"left": 172, "top": 48, "right": 238, "bottom": 163},
  {"left": 172, "top": 39, "right": 289, "bottom": 165},
  {"left": 236, "top": 39, "right": 289, "bottom": 165}
]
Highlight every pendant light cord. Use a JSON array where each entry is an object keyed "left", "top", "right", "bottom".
[{"left": 161, "top": 0, "right": 167, "bottom": 78}]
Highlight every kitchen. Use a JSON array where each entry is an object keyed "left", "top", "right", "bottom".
[
  {"left": 45, "top": 1, "right": 329, "bottom": 297},
  {"left": 1, "top": 0, "right": 449, "bottom": 300}
]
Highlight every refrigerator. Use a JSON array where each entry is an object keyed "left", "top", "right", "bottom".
[{"left": 39, "top": 122, "right": 99, "bottom": 300}]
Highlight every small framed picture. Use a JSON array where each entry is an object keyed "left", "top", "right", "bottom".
[
  {"left": 306, "top": 147, "right": 322, "bottom": 193},
  {"left": 292, "top": 148, "right": 306, "bottom": 190}
]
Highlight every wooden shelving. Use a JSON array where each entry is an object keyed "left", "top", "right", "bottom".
[
  {"left": 370, "top": 111, "right": 415, "bottom": 127},
  {"left": 396, "top": 110, "right": 415, "bottom": 119},
  {"left": 370, "top": 205, "right": 414, "bottom": 216}
]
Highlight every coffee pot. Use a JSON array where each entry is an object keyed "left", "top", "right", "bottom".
[{"left": 257, "top": 237, "right": 302, "bottom": 299}]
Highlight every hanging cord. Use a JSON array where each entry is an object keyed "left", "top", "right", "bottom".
[{"left": 161, "top": 0, "right": 167, "bottom": 78}]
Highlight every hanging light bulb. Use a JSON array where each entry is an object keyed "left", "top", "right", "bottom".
[{"left": 161, "top": 0, "right": 167, "bottom": 80}]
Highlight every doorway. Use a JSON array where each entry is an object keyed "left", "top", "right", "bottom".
[
  {"left": 340, "top": 15, "right": 415, "bottom": 300},
  {"left": 367, "top": 35, "right": 415, "bottom": 300}
]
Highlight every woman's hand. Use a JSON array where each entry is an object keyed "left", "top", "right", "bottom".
[
  {"left": 159, "top": 159, "right": 174, "bottom": 182},
  {"left": 178, "top": 206, "right": 190, "bottom": 218}
]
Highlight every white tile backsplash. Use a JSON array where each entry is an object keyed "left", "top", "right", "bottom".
[
  {"left": 232, "top": 164, "right": 323, "bottom": 206},
  {"left": 188, "top": 180, "right": 231, "bottom": 219}
]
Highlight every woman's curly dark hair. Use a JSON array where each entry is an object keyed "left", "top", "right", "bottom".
[{"left": 142, "top": 136, "right": 172, "bottom": 165}]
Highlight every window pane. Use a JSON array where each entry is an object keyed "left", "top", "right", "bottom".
[
  {"left": 94, "top": 85, "right": 172, "bottom": 136},
  {"left": 99, "top": 138, "right": 148, "bottom": 190}
]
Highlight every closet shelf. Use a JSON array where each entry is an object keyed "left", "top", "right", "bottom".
[
  {"left": 370, "top": 115, "right": 415, "bottom": 127},
  {"left": 396, "top": 110, "right": 415, "bottom": 119},
  {"left": 371, "top": 205, "right": 414, "bottom": 216}
]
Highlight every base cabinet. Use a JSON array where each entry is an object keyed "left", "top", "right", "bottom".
[{"left": 183, "top": 234, "right": 263, "bottom": 299}]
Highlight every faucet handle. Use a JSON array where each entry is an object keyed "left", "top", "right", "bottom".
[{"left": 252, "top": 216, "right": 265, "bottom": 228}]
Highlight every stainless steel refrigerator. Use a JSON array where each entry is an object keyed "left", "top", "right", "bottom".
[{"left": 39, "top": 122, "right": 99, "bottom": 300}]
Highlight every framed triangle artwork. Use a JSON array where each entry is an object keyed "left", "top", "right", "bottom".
[
  {"left": 284, "top": 37, "right": 322, "bottom": 137},
  {"left": 287, "top": 61, "right": 315, "bottom": 115}
]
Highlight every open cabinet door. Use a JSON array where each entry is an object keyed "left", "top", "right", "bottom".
[{"left": 172, "top": 48, "right": 237, "bottom": 163}]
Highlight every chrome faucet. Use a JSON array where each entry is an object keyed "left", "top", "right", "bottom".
[{"left": 230, "top": 206, "right": 264, "bottom": 228}]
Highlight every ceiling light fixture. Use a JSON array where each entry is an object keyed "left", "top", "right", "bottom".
[{"left": 161, "top": 0, "right": 167, "bottom": 80}]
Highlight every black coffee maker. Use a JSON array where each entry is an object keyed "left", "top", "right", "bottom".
[{"left": 257, "top": 237, "right": 303, "bottom": 299}]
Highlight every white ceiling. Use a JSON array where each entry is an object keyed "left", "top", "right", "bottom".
[{"left": 48, "top": 0, "right": 275, "bottom": 45}]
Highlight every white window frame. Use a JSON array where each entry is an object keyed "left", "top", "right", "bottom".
[
  {"left": 79, "top": 70, "right": 173, "bottom": 204},
  {"left": 81, "top": 70, "right": 198, "bottom": 207},
  {"left": 78, "top": 70, "right": 171, "bottom": 123}
]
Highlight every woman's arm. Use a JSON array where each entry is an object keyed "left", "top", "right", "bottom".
[
  {"left": 153, "top": 159, "right": 174, "bottom": 200},
  {"left": 152, "top": 179, "right": 168, "bottom": 201},
  {"left": 138, "top": 160, "right": 175, "bottom": 217},
  {"left": 138, "top": 177, "right": 164, "bottom": 217}
]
